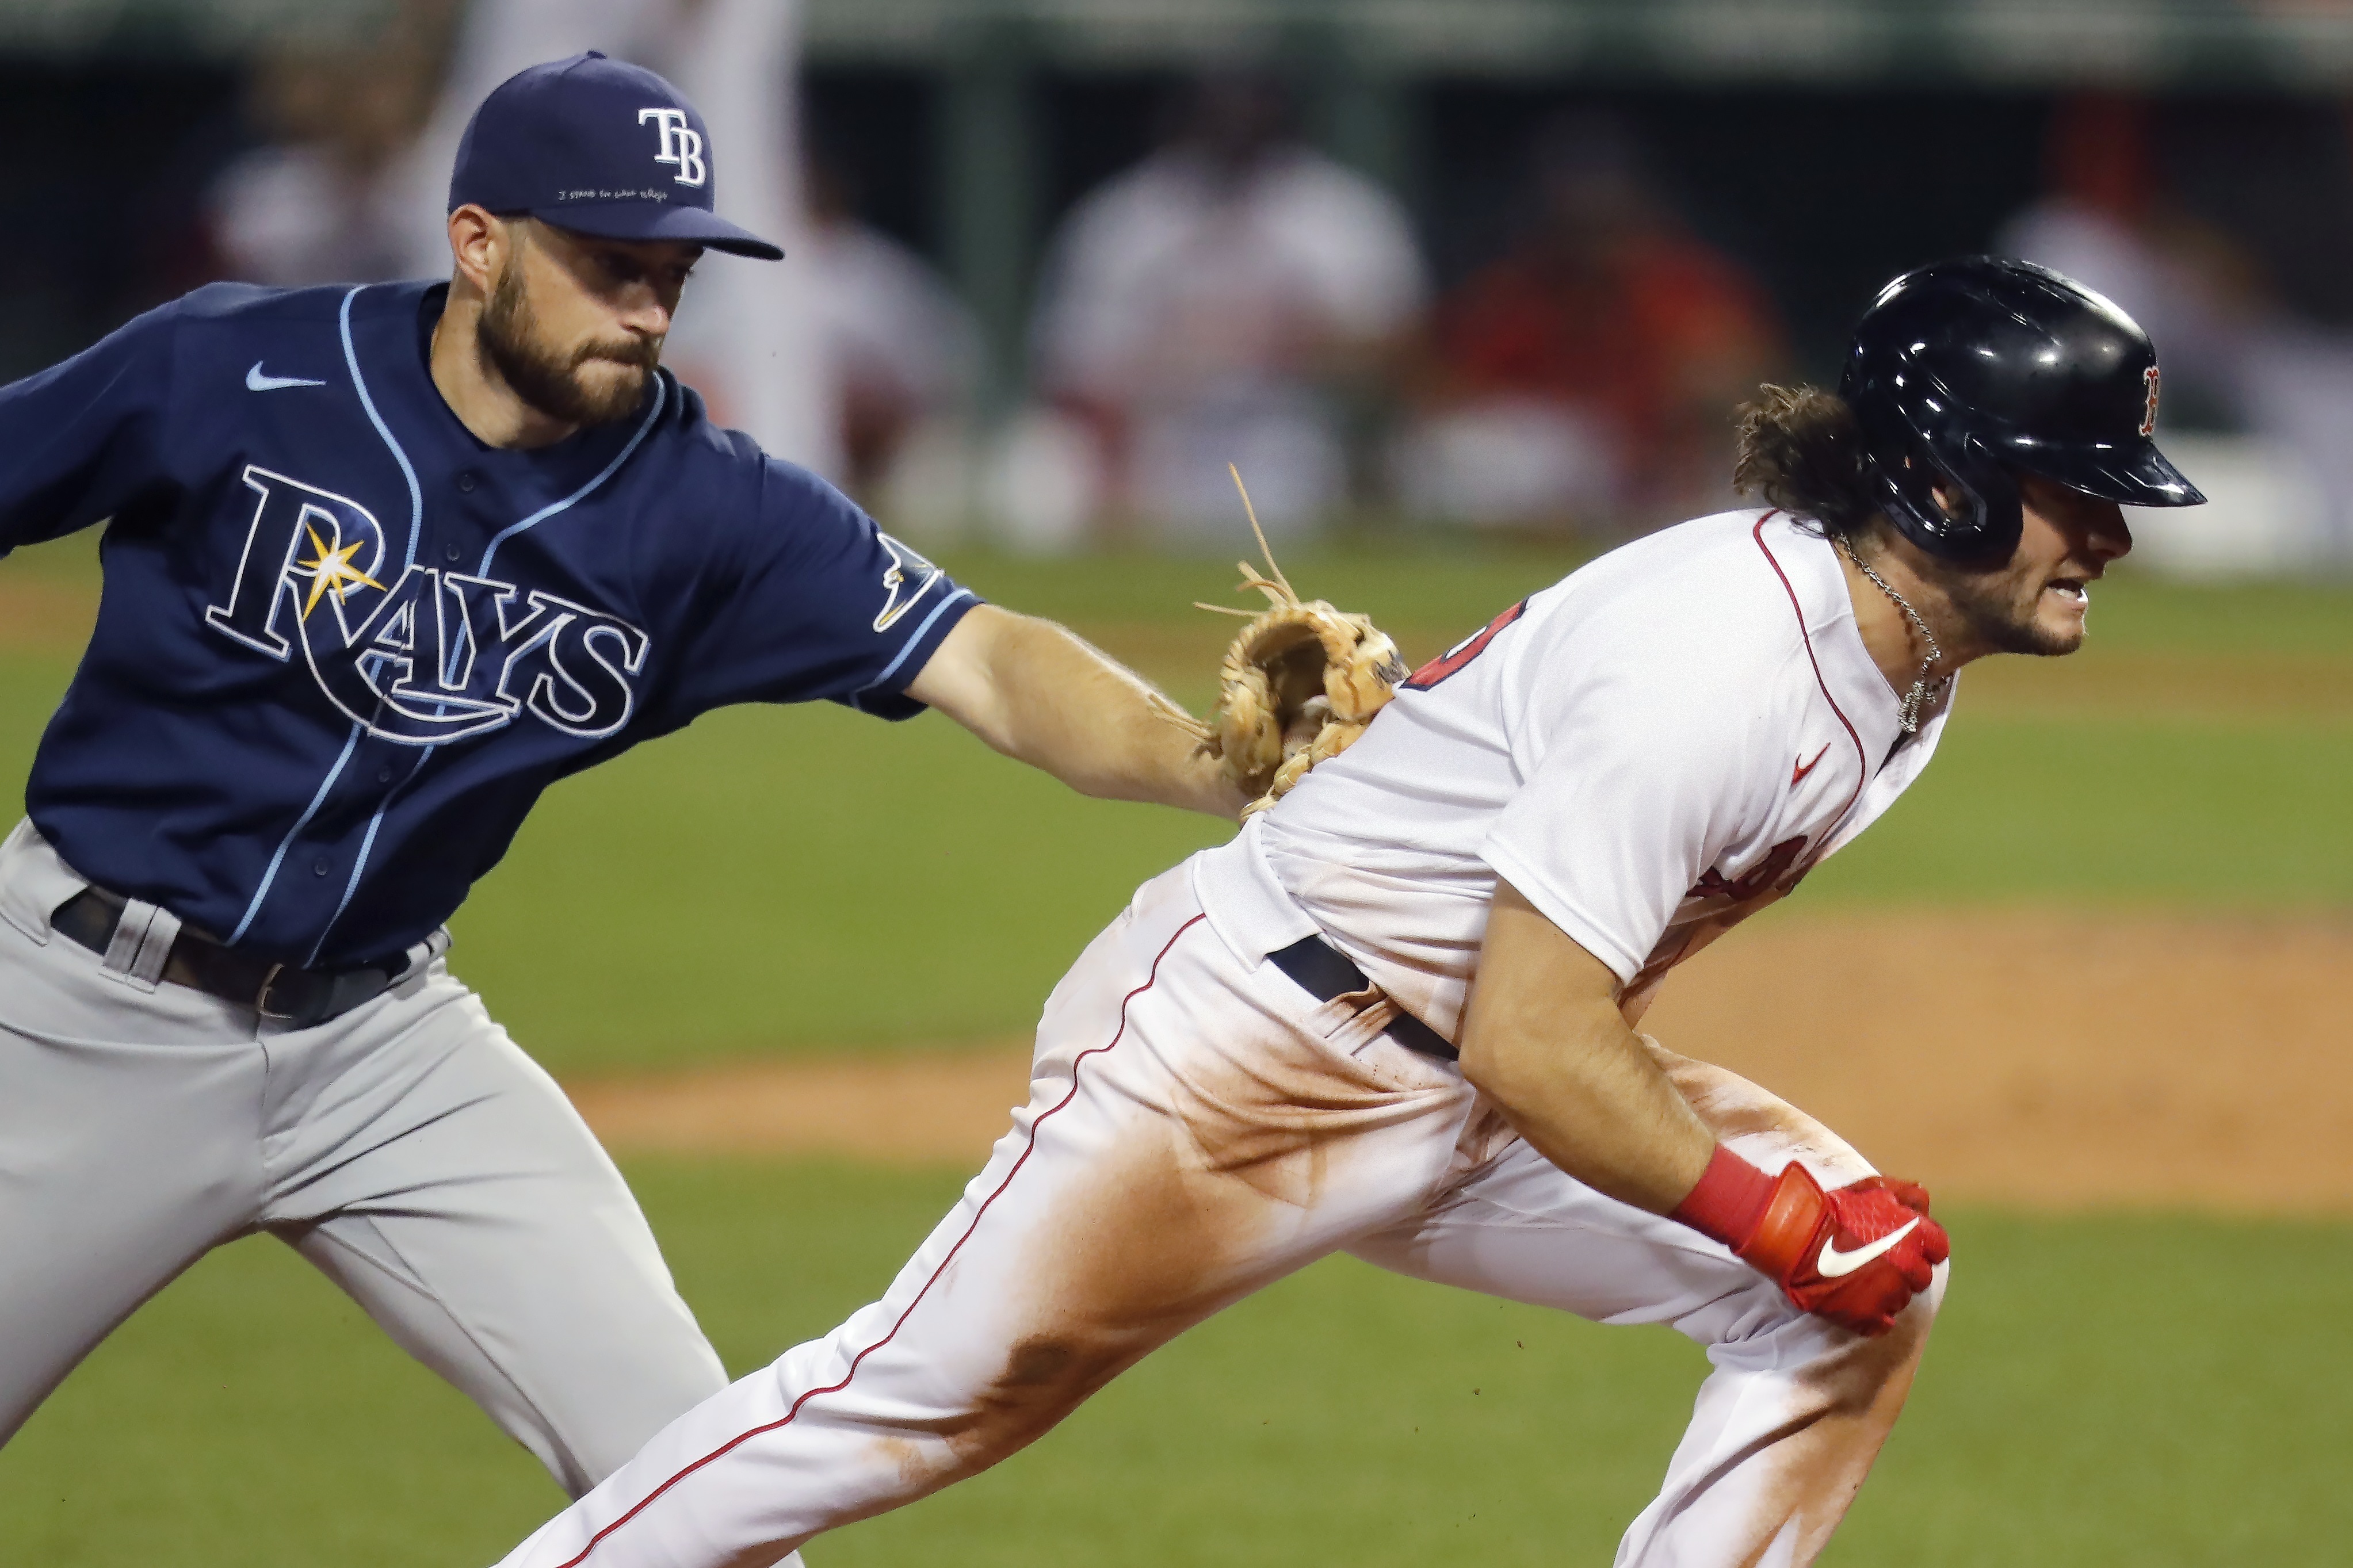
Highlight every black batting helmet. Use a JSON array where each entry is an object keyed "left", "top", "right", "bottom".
[{"left": 1839, "top": 257, "right": 2205, "bottom": 563}]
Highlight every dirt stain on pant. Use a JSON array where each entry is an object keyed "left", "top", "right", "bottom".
[
  {"left": 1644, "top": 1035, "right": 1877, "bottom": 1184},
  {"left": 897, "top": 1118, "right": 1251, "bottom": 1479},
  {"left": 844, "top": 1156, "right": 1210, "bottom": 1513},
  {"left": 926, "top": 1004, "right": 1454, "bottom": 1480},
  {"left": 1725, "top": 1288, "right": 1940, "bottom": 1567},
  {"left": 1167, "top": 996, "right": 1447, "bottom": 1207}
]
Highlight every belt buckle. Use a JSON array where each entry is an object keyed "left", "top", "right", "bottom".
[{"left": 254, "top": 962, "right": 296, "bottom": 1020}]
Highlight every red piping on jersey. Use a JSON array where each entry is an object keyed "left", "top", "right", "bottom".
[
  {"left": 1751, "top": 513, "right": 1867, "bottom": 829},
  {"left": 543, "top": 913, "right": 1210, "bottom": 1568},
  {"left": 1404, "top": 598, "right": 1526, "bottom": 690}
]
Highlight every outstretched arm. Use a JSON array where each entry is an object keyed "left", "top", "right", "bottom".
[{"left": 907, "top": 603, "right": 1247, "bottom": 819}]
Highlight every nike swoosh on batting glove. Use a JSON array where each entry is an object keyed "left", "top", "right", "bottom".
[{"left": 1670, "top": 1146, "right": 1950, "bottom": 1337}]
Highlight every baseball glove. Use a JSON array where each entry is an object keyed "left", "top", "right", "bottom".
[{"left": 1199, "top": 467, "right": 1407, "bottom": 818}]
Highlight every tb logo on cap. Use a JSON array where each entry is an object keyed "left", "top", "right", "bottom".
[{"left": 638, "top": 107, "right": 706, "bottom": 186}]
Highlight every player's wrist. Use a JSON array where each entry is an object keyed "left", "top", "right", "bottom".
[
  {"left": 1730, "top": 1160, "right": 1833, "bottom": 1280},
  {"left": 1667, "top": 1144, "right": 1778, "bottom": 1250}
]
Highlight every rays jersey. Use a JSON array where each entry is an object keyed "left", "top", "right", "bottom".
[
  {"left": 0, "top": 281, "right": 977, "bottom": 969},
  {"left": 1197, "top": 509, "right": 1951, "bottom": 1038}
]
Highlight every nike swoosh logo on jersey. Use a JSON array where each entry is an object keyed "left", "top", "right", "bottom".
[
  {"left": 246, "top": 362, "right": 326, "bottom": 392},
  {"left": 1817, "top": 1217, "right": 1921, "bottom": 1278},
  {"left": 1791, "top": 743, "right": 1832, "bottom": 786}
]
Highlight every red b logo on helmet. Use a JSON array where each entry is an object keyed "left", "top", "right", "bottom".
[{"left": 2140, "top": 365, "right": 2161, "bottom": 438}]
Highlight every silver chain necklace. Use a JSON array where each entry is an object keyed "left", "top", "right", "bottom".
[{"left": 1836, "top": 535, "right": 1947, "bottom": 733}]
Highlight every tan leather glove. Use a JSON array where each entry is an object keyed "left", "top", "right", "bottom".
[{"left": 1199, "top": 468, "right": 1407, "bottom": 819}]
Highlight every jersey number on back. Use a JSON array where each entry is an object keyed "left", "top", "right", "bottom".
[{"left": 1404, "top": 599, "right": 1526, "bottom": 691}]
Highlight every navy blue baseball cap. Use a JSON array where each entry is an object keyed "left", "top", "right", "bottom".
[{"left": 449, "top": 51, "right": 782, "bottom": 260}]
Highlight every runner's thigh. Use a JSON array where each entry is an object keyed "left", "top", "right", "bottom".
[
  {"left": 259, "top": 970, "right": 724, "bottom": 1495},
  {"left": 848, "top": 880, "right": 1479, "bottom": 1457}
]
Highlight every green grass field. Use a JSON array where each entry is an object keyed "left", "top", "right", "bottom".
[
  {"left": 3, "top": 1168, "right": 2348, "bottom": 1567},
  {"left": 2, "top": 537, "right": 2351, "bottom": 1564}
]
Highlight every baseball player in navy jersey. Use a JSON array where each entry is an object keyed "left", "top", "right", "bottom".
[
  {"left": 0, "top": 52, "right": 1244, "bottom": 1533},
  {"left": 489, "top": 259, "right": 2206, "bottom": 1568}
]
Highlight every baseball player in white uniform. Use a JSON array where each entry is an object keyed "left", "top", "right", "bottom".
[{"left": 490, "top": 259, "right": 2205, "bottom": 1567}]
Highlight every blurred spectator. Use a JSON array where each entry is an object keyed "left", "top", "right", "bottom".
[
  {"left": 1398, "top": 111, "right": 1783, "bottom": 530},
  {"left": 1028, "top": 72, "right": 1427, "bottom": 542},
  {"left": 1999, "top": 93, "right": 2353, "bottom": 566},
  {"left": 804, "top": 153, "right": 978, "bottom": 500},
  {"left": 204, "top": 7, "right": 454, "bottom": 287}
]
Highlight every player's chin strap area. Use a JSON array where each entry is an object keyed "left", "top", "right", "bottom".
[
  {"left": 1266, "top": 934, "right": 1457, "bottom": 1061},
  {"left": 51, "top": 884, "right": 450, "bottom": 1029}
]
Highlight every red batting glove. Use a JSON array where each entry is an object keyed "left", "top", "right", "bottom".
[{"left": 1670, "top": 1146, "right": 1950, "bottom": 1337}]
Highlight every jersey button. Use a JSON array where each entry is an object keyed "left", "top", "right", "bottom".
[
  {"left": 456, "top": 471, "right": 478, "bottom": 492},
  {"left": 377, "top": 766, "right": 395, "bottom": 784},
  {"left": 312, "top": 858, "right": 331, "bottom": 878},
  {"left": 444, "top": 542, "right": 463, "bottom": 563}
]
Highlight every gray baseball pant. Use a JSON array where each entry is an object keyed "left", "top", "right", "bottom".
[{"left": 0, "top": 818, "right": 734, "bottom": 1501}]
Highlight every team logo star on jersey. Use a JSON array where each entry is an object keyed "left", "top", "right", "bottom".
[{"left": 294, "top": 525, "right": 384, "bottom": 619}]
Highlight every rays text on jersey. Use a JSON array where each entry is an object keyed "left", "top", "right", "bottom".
[{"left": 203, "top": 465, "right": 651, "bottom": 744}]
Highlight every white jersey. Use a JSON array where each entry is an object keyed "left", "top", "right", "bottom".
[{"left": 1194, "top": 508, "right": 1952, "bottom": 1038}]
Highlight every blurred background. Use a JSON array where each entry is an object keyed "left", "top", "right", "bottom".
[
  {"left": 17, "top": 0, "right": 2353, "bottom": 565},
  {"left": 5, "top": 5, "right": 2353, "bottom": 1567}
]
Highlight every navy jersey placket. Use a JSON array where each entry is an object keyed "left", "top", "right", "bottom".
[{"left": 231, "top": 285, "right": 429, "bottom": 951}]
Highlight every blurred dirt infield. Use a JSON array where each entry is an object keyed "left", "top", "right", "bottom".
[{"left": 568, "top": 910, "right": 2353, "bottom": 1214}]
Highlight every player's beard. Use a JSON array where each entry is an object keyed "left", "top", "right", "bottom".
[
  {"left": 478, "top": 260, "right": 660, "bottom": 428},
  {"left": 1939, "top": 562, "right": 2084, "bottom": 657}
]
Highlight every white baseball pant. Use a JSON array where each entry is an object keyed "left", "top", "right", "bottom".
[
  {"left": 494, "top": 858, "right": 1943, "bottom": 1568},
  {"left": 0, "top": 819, "right": 800, "bottom": 1552}
]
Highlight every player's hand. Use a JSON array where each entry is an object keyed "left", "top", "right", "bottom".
[{"left": 1735, "top": 1164, "right": 1949, "bottom": 1337}]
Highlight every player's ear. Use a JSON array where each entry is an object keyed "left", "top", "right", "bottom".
[{"left": 446, "top": 203, "right": 507, "bottom": 300}]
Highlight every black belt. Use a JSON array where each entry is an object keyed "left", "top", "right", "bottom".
[
  {"left": 1267, "top": 935, "right": 1458, "bottom": 1061},
  {"left": 52, "top": 886, "right": 403, "bottom": 1028}
]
